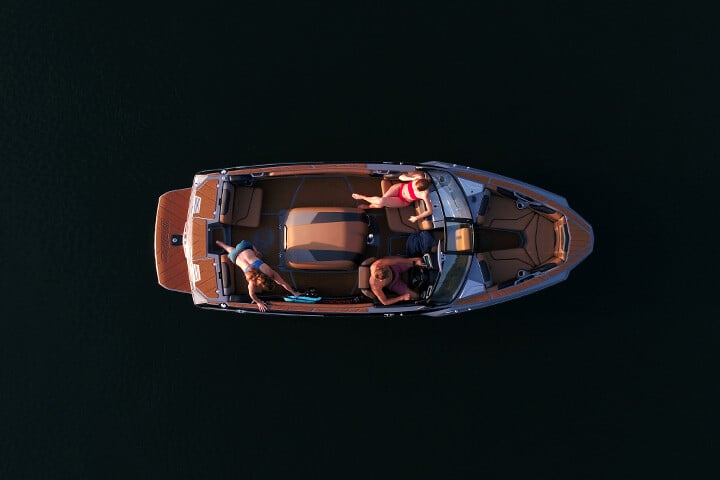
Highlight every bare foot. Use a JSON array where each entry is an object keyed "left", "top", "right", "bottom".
[{"left": 352, "top": 193, "right": 363, "bottom": 200}]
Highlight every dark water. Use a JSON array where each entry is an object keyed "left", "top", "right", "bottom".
[{"left": 2, "top": 2, "right": 717, "bottom": 478}]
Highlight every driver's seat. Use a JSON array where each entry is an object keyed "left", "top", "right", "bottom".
[
  {"left": 358, "top": 257, "right": 378, "bottom": 301},
  {"left": 359, "top": 257, "right": 407, "bottom": 302},
  {"left": 357, "top": 257, "right": 433, "bottom": 302}
]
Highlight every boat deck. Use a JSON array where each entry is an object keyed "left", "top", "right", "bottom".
[
  {"left": 476, "top": 189, "right": 566, "bottom": 287},
  {"left": 210, "top": 174, "right": 566, "bottom": 299},
  {"left": 216, "top": 175, "right": 427, "bottom": 297}
]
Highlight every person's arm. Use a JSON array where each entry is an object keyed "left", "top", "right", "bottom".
[
  {"left": 398, "top": 172, "right": 425, "bottom": 182},
  {"left": 376, "top": 257, "right": 424, "bottom": 267},
  {"left": 371, "top": 285, "right": 411, "bottom": 306},
  {"left": 248, "top": 282, "right": 268, "bottom": 312},
  {"left": 409, "top": 192, "right": 433, "bottom": 223},
  {"left": 264, "top": 266, "right": 300, "bottom": 296}
]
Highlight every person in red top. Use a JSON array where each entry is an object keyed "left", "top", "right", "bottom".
[{"left": 351, "top": 172, "right": 433, "bottom": 224}]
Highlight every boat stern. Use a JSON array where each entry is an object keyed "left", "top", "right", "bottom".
[{"left": 154, "top": 188, "right": 192, "bottom": 293}]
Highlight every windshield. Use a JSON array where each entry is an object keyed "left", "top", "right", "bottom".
[
  {"left": 425, "top": 170, "right": 474, "bottom": 304},
  {"left": 431, "top": 252, "right": 473, "bottom": 303}
]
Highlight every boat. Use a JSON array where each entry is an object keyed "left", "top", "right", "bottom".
[{"left": 154, "top": 162, "right": 593, "bottom": 316}]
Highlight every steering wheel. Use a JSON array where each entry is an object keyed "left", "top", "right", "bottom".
[{"left": 409, "top": 267, "right": 429, "bottom": 290}]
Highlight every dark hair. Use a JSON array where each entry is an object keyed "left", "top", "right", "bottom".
[
  {"left": 245, "top": 268, "right": 275, "bottom": 291},
  {"left": 415, "top": 178, "right": 430, "bottom": 191}
]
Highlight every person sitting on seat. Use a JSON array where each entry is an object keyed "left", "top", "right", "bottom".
[
  {"left": 369, "top": 256, "right": 426, "bottom": 305},
  {"left": 216, "top": 240, "right": 300, "bottom": 312},
  {"left": 351, "top": 172, "right": 433, "bottom": 224}
]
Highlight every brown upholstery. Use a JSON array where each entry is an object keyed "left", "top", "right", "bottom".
[
  {"left": 358, "top": 256, "right": 377, "bottom": 300},
  {"left": 219, "top": 184, "right": 263, "bottom": 227},
  {"left": 454, "top": 225, "right": 473, "bottom": 252},
  {"left": 284, "top": 207, "right": 368, "bottom": 270},
  {"left": 381, "top": 179, "right": 433, "bottom": 233},
  {"left": 522, "top": 214, "right": 558, "bottom": 264}
]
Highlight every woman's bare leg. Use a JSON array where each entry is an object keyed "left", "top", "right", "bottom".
[
  {"left": 352, "top": 192, "right": 382, "bottom": 203},
  {"left": 380, "top": 197, "right": 412, "bottom": 208},
  {"left": 353, "top": 182, "right": 404, "bottom": 207}
]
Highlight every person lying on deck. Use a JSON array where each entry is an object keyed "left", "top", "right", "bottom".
[
  {"left": 216, "top": 240, "right": 300, "bottom": 312},
  {"left": 351, "top": 172, "right": 433, "bottom": 223},
  {"left": 369, "top": 256, "right": 426, "bottom": 306}
]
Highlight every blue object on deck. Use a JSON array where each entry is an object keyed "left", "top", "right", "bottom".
[{"left": 283, "top": 295, "right": 323, "bottom": 303}]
